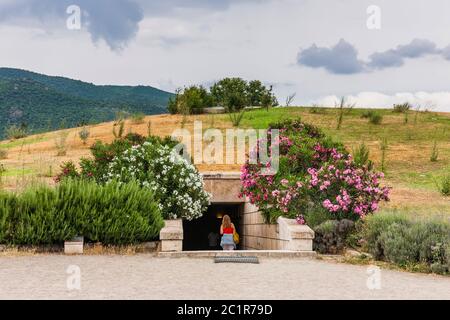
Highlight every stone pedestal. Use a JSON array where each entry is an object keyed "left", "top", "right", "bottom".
[
  {"left": 64, "top": 236, "right": 84, "bottom": 255},
  {"left": 277, "top": 217, "right": 314, "bottom": 251},
  {"left": 160, "top": 219, "right": 183, "bottom": 252}
]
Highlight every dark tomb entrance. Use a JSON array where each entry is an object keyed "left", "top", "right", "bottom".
[{"left": 183, "top": 204, "right": 242, "bottom": 251}]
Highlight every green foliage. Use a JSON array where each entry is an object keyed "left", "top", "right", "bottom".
[
  {"left": 228, "top": 110, "right": 246, "bottom": 127},
  {"left": 104, "top": 142, "right": 211, "bottom": 221},
  {"left": 169, "top": 78, "right": 278, "bottom": 115},
  {"left": 70, "top": 133, "right": 169, "bottom": 183},
  {"left": 393, "top": 102, "right": 412, "bottom": 113},
  {"left": 361, "top": 110, "right": 375, "bottom": 119},
  {"left": 168, "top": 86, "right": 213, "bottom": 115},
  {"left": 430, "top": 140, "right": 439, "bottom": 162},
  {"left": 309, "top": 104, "right": 326, "bottom": 114},
  {"left": 5, "top": 124, "right": 28, "bottom": 140},
  {"left": 54, "top": 134, "right": 207, "bottom": 221},
  {"left": 302, "top": 204, "right": 334, "bottom": 228},
  {"left": 0, "top": 164, "right": 5, "bottom": 186},
  {"left": 113, "top": 119, "right": 125, "bottom": 139},
  {"left": 435, "top": 174, "right": 450, "bottom": 196},
  {"left": 360, "top": 212, "right": 450, "bottom": 274},
  {"left": 360, "top": 212, "right": 412, "bottom": 260},
  {"left": 0, "top": 68, "right": 172, "bottom": 138},
  {"left": 241, "top": 118, "right": 389, "bottom": 223},
  {"left": 79, "top": 127, "right": 90, "bottom": 145},
  {"left": 313, "top": 219, "right": 355, "bottom": 254},
  {"left": 352, "top": 143, "right": 372, "bottom": 168},
  {"left": 0, "top": 179, "right": 164, "bottom": 245},
  {"left": 130, "top": 112, "right": 145, "bottom": 124},
  {"left": 247, "top": 80, "right": 278, "bottom": 110},
  {"left": 379, "top": 221, "right": 450, "bottom": 272},
  {"left": 54, "top": 131, "right": 69, "bottom": 156},
  {"left": 368, "top": 112, "right": 383, "bottom": 125}
]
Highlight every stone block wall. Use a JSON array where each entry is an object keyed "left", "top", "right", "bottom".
[{"left": 240, "top": 202, "right": 314, "bottom": 251}]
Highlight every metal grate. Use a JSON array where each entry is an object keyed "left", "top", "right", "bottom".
[{"left": 214, "top": 256, "right": 259, "bottom": 264}]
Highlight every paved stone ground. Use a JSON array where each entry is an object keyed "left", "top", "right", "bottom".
[{"left": 0, "top": 255, "right": 449, "bottom": 300}]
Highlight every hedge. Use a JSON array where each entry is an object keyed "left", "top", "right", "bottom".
[
  {"left": 360, "top": 212, "right": 450, "bottom": 274},
  {"left": 0, "top": 179, "right": 164, "bottom": 245}
]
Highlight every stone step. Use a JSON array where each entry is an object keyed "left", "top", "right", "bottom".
[{"left": 157, "top": 250, "right": 317, "bottom": 258}]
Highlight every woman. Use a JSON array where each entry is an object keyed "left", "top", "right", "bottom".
[{"left": 220, "top": 215, "right": 236, "bottom": 251}]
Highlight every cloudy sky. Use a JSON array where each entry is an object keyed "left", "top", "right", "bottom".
[{"left": 1, "top": 0, "right": 450, "bottom": 111}]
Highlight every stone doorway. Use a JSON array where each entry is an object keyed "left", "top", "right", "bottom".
[{"left": 183, "top": 204, "right": 243, "bottom": 251}]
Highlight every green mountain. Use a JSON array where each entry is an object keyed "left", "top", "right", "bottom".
[{"left": 0, "top": 68, "right": 172, "bottom": 138}]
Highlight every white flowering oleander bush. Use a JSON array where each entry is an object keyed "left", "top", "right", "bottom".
[{"left": 105, "top": 142, "right": 211, "bottom": 221}]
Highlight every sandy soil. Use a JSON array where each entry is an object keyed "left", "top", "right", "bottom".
[{"left": 0, "top": 255, "right": 449, "bottom": 300}]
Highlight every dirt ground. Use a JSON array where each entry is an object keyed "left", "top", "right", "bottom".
[{"left": 0, "top": 255, "right": 449, "bottom": 300}]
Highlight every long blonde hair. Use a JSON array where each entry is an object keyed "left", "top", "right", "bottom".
[{"left": 222, "top": 215, "right": 232, "bottom": 229}]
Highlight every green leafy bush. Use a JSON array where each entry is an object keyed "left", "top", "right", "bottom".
[
  {"left": 168, "top": 86, "right": 213, "bottom": 115},
  {"left": 241, "top": 118, "right": 390, "bottom": 224},
  {"left": 313, "top": 219, "right": 355, "bottom": 254},
  {"left": 352, "top": 143, "right": 372, "bottom": 169},
  {"left": 130, "top": 112, "right": 146, "bottom": 124},
  {"left": 360, "top": 212, "right": 450, "bottom": 274},
  {"left": 79, "top": 127, "right": 90, "bottom": 145},
  {"left": 368, "top": 112, "right": 383, "bottom": 125},
  {"left": 5, "top": 124, "right": 28, "bottom": 140},
  {"left": 359, "top": 212, "right": 410, "bottom": 259},
  {"left": 0, "top": 180, "right": 164, "bottom": 245},
  {"left": 393, "top": 103, "right": 412, "bottom": 113},
  {"left": 435, "top": 174, "right": 450, "bottom": 196},
  {"left": 55, "top": 134, "right": 208, "bottom": 221},
  {"left": 105, "top": 142, "right": 211, "bottom": 221},
  {"left": 58, "top": 179, "right": 164, "bottom": 244}
]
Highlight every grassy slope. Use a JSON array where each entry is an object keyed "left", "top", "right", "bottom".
[{"left": 0, "top": 107, "right": 449, "bottom": 217}]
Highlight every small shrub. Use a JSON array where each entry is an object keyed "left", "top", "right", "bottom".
[
  {"left": 368, "top": 112, "right": 383, "bottom": 125},
  {"left": 393, "top": 102, "right": 412, "bottom": 113},
  {"left": 113, "top": 119, "right": 125, "bottom": 139},
  {"left": 435, "top": 174, "right": 450, "bottom": 196},
  {"left": 430, "top": 140, "right": 439, "bottom": 162},
  {"left": 361, "top": 110, "right": 375, "bottom": 119},
  {"left": 0, "top": 149, "right": 7, "bottom": 160},
  {"left": 310, "top": 104, "right": 326, "bottom": 114},
  {"left": 0, "top": 164, "right": 6, "bottom": 186},
  {"left": 241, "top": 118, "right": 389, "bottom": 223},
  {"left": 79, "top": 127, "right": 90, "bottom": 145},
  {"left": 5, "top": 125, "right": 27, "bottom": 140},
  {"left": 361, "top": 212, "right": 450, "bottom": 274},
  {"left": 313, "top": 219, "right": 355, "bottom": 254},
  {"left": 105, "top": 142, "right": 211, "bottom": 220},
  {"left": 54, "top": 131, "right": 69, "bottom": 156},
  {"left": 303, "top": 205, "right": 333, "bottom": 228},
  {"left": 131, "top": 112, "right": 145, "bottom": 124},
  {"left": 360, "top": 212, "right": 410, "bottom": 260},
  {"left": 229, "top": 110, "right": 246, "bottom": 127},
  {"left": 54, "top": 161, "right": 80, "bottom": 183},
  {"left": 352, "top": 143, "right": 372, "bottom": 168}
]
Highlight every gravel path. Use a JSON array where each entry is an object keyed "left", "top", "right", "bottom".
[{"left": 0, "top": 255, "right": 449, "bottom": 300}]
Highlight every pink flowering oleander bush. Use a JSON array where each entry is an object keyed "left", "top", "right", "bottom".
[{"left": 240, "top": 118, "right": 390, "bottom": 224}]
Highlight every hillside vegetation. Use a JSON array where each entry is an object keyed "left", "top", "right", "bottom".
[
  {"left": 0, "top": 107, "right": 449, "bottom": 217},
  {"left": 0, "top": 68, "right": 172, "bottom": 138}
]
